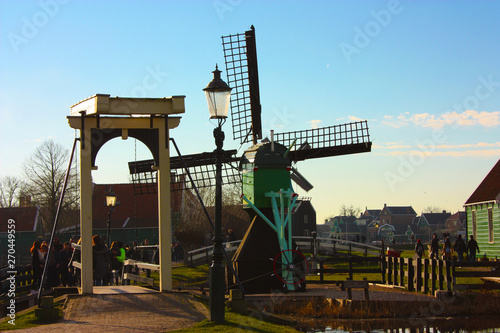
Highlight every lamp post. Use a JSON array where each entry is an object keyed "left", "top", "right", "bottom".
[
  {"left": 105, "top": 188, "right": 117, "bottom": 246},
  {"left": 204, "top": 64, "right": 232, "bottom": 324}
]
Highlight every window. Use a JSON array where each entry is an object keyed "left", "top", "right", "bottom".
[
  {"left": 304, "top": 215, "right": 308, "bottom": 224},
  {"left": 472, "top": 210, "right": 477, "bottom": 239},
  {"left": 488, "top": 207, "right": 494, "bottom": 243},
  {"left": 303, "top": 229, "right": 309, "bottom": 236}
]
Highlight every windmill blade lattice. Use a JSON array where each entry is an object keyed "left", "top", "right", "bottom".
[
  {"left": 128, "top": 150, "right": 241, "bottom": 193},
  {"left": 222, "top": 25, "right": 262, "bottom": 145},
  {"left": 274, "top": 120, "right": 372, "bottom": 162}
]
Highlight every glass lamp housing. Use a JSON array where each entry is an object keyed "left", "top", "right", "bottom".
[
  {"left": 203, "top": 65, "right": 232, "bottom": 119},
  {"left": 106, "top": 192, "right": 117, "bottom": 207}
]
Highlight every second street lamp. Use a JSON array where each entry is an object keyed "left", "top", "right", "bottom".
[
  {"left": 203, "top": 64, "right": 232, "bottom": 324},
  {"left": 105, "top": 188, "right": 117, "bottom": 246}
]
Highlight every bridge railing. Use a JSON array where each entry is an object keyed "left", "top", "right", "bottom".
[
  {"left": 186, "top": 240, "right": 241, "bottom": 267},
  {"left": 293, "top": 236, "right": 384, "bottom": 257}
]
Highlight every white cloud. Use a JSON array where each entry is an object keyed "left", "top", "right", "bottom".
[
  {"left": 348, "top": 115, "right": 364, "bottom": 122},
  {"left": 308, "top": 120, "right": 322, "bottom": 129},
  {"left": 382, "top": 110, "right": 500, "bottom": 129},
  {"left": 375, "top": 149, "right": 500, "bottom": 157},
  {"left": 373, "top": 142, "right": 411, "bottom": 149}
]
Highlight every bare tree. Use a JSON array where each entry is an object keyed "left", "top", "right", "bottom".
[
  {"left": 339, "top": 204, "right": 361, "bottom": 217},
  {"left": 174, "top": 184, "right": 250, "bottom": 250},
  {"left": 423, "top": 206, "right": 443, "bottom": 213},
  {"left": 0, "top": 176, "right": 23, "bottom": 207},
  {"left": 23, "top": 140, "right": 79, "bottom": 231}
]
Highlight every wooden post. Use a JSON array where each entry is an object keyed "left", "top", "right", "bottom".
[
  {"left": 431, "top": 259, "right": 437, "bottom": 295},
  {"left": 423, "top": 259, "right": 429, "bottom": 294},
  {"left": 438, "top": 259, "right": 444, "bottom": 291},
  {"left": 452, "top": 261, "right": 456, "bottom": 292},
  {"left": 393, "top": 257, "right": 398, "bottom": 285},
  {"left": 387, "top": 256, "right": 393, "bottom": 285},
  {"left": 348, "top": 257, "right": 354, "bottom": 281},
  {"left": 416, "top": 258, "right": 422, "bottom": 292},
  {"left": 348, "top": 242, "right": 352, "bottom": 255},
  {"left": 381, "top": 256, "right": 386, "bottom": 284},
  {"left": 445, "top": 260, "right": 452, "bottom": 292},
  {"left": 399, "top": 257, "right": 405, "bottom": 287},
  {"left": 319, "top": 261, "right": 324, "bottom": 283},
  {"left": 363, "top": 277, "right": 369, "bottom": 301},
  {"left": 123, "top": 263, "right": 130, "bottom": 285},
  {"left": 407, "top": 258, "right": 414, "bottom": 292}
]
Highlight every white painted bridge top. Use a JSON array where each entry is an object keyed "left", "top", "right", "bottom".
[{"left": 70, "top": 94, "right": 185, "bottom": 116}]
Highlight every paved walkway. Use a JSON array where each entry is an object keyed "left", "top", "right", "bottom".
[{"left": 9, "top": 286, "right": 208, "bottom": 333}]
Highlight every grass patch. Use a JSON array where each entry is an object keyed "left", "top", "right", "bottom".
[{"left": 0, "top": 302, "right": 63, "bottom": 330}]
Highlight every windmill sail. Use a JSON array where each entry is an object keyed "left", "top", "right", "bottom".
[
  {"left": 222, "top": 25, "right": 262, "bottom": 145},
  {"left": 128, "top": 150, "right": 241, "bottom": 193},
  {"left": 290, "top": 167, "right": 314, "bottom": 192},
  {"left": 274, "top": 120, "right": 372, "bottom": 162}
]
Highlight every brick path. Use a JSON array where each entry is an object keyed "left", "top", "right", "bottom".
[{"left": 9, "top": 291, "right": 208, "bottom": 333}]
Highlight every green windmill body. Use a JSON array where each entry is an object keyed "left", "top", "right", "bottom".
[
  {"left": 231, "top": 141, "right": 307, "bottom": 293},
  {"left": 240, "top": 141, "right": 293, "bottom": 210}
]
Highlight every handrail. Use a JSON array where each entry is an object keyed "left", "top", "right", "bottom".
[{"left": 293, "top": 236, "right": 383, "bottom": 252}]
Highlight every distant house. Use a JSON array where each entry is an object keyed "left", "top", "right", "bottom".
[
  {"left": 325, "top": 215, "right": 359, "bottom": 240},
  {"left": 445, "top": 211, "right": 466, "bottom": 239},
  {"left": 464, "top": 158, "right": 500, "bottom": 258},
  {"left": 362, "top": 208, "right": 381, "bottom": 220},
  {"left": 378, "top": 204, "right": 417, "bottom": 226},
  {"left": 417, "top": 212, "right": 451, "bottom": 229},
  {"left": 374, "top": 204, "right": 417, "bottom": 243},
  {"left": 0, "top": 206, "right": 44, "bottom": 266},
  {"left": 413, "top": 211, "right": 451, "bottom": 243},
  {"left": 291, "top": 198, "right": 316, "bottom": 236}
]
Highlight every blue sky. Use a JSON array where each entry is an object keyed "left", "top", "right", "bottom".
[{"left": 1, "top": 0, "right": 499, "bottom": 222}]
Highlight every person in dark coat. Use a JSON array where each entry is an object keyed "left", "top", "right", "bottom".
[
  {"left": 453, "top": 235, "right": 466, "bottom": 262},
  {"left": 430, "top": 233, "right": 439, "bottom": 259},
  {"left": 92, "top": 235, "right": 110, "bottom": 286},
  {"left": 30, "top": 241, "right": 43, "bottom": 289},
  {"left": 467, "top": 235, "right": 480, "bottom": 262},
  {"left": 414, "top": 239, "right": 424, "bottom": 258},
  {"left": 59, "top": 242, "right": 73, "bottom": 286}
]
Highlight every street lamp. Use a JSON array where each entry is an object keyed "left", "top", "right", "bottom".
[
  {"left": 105, "top": 188, "right": 117, "bottom": 246},
  {"left": 204, "top": 64, "right": 232, "bottom": 324}
]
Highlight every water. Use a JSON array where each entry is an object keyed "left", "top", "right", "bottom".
[{"left": 300, "top": 315, "right": 500, "bottom": 333}]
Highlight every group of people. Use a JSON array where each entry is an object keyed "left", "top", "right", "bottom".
[
  {"left": 30, "top": 236, "right": 77, "bottom": 289},
  {"left": 92, "top": 235, "right": 127, "bottom": 286},
  {"left": 414, "top": 233, "right": 480, "bottom": 261},
  {"left": 31, "top": 235, "right": 186, "bottom": 288}
]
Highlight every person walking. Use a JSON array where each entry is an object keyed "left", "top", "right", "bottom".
[
  {"left": 30, "top": 241, "right": 43, "bottom": 289},
  {"left": 467, "top": 235, "right": 480, "bottom": 262},
  {"left": 430, "top": 233, "right": 439, "bottom": 259},
  {"left": 92, "top": 235, "right": 110, "bottom": 286},
  {"left": 59, "top": 242, "right": 73, "bottom": 286},
  {"left": 453, "top": 235, "right": 466, "bottom": 262},
  {"left": 442, "top": 237, "right": 452, "bottom": 261},
  {"left": 414, "top": 239, "right": 424, "bottom": 259}
]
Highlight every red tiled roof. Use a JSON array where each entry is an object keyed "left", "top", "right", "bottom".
[
  {"left": 0, "top": 207, "right": 40, "bottom": 232},
  {"left": 465, "top": 158, "right": 500, "bottom": 205},
  {"left": 92, "top": 183, "right": 184, "bottom": 229}
]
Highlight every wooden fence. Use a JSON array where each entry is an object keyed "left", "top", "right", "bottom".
[
  {"left": 382, "top": 257, "right": 500, "bottom": 294},
  {"left": 313, "top": 256, "right": 382, "bottom": 283}
]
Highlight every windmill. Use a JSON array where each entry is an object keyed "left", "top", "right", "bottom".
[{"left": 128, "top": 26, "right": 372, "bottom": 293}]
